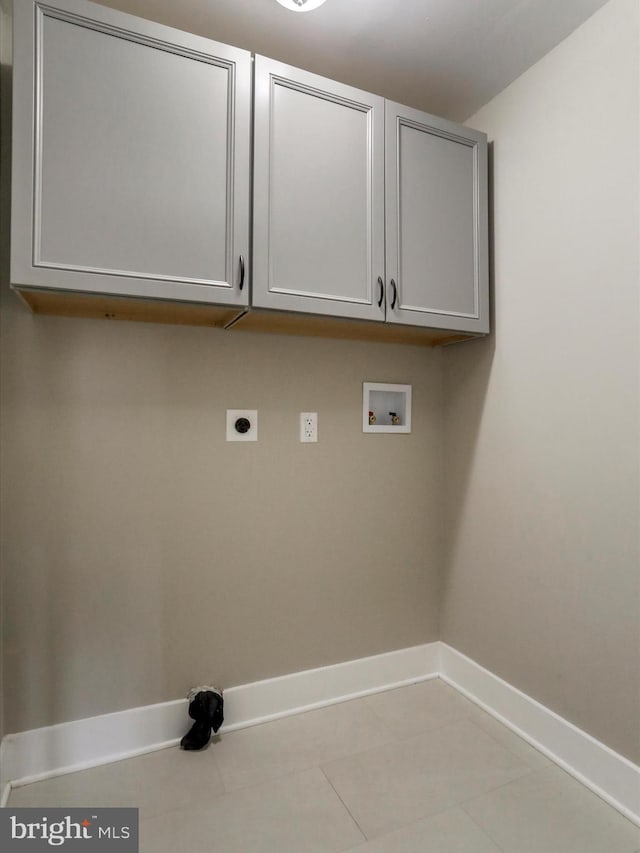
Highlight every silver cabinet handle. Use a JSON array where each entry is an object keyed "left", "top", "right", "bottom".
[
  {"left": 377, "top": 276, "right": 384, "bottom": 308},
  {"left": 390, "top": 278, "right": 397, "bottom": 310},
  {"left": 239, "top": 255, "right": 245, "bottom": 291}
]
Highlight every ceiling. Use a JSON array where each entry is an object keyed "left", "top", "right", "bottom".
[{"left": 96, "top": 0, "right": 609, "bottom": 121}]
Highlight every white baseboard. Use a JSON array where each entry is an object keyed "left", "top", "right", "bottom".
[
  {"left": 0, "top": 739, "right": 10, "bottom": 806},
  {"left": 1, "top": 698, "right": 187, "bottom": 792},
  {"left": 1, "top": 640, "right": 638, "bottom": 828},
  {"left": 439, "top": 643, "right": 640, "bottom": 827},
  {"left": 223, "top": 641, "right": 440, "bottom": 733},
  {"left": 2, "top": 642, "right": 440, "bottom": 791}
]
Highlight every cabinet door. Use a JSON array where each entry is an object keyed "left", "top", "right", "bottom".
[
  {"left": 253, "top": 56, "right": 385, "bottom": 322},
  {"left": 385, "top": 102, "right": 489, "bottom": 333},
  {"left": 11, "top": 0, "right": 251, "bottom": 307}
]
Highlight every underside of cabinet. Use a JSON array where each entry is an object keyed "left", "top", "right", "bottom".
[
  {"left": 226, "top": 308, "right": 480, "bottom": 347},
  {"left": 15, "top": 288, "right": 243, "bottom": 329},
  {"left": 14, "top": 289, "right": 483, "bottom": 346}
]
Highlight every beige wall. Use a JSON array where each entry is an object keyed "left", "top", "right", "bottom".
[
  {"left": 442, "top": 0, "right": 640, "bottom": 764},
  {"left": 0, "top": 292, "right": 442, "bottom": 732}
]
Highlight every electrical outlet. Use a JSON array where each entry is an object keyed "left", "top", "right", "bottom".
[
  {"left": 226, "top": 409, "right": 258, "bottom": 441},
  {"left": 300, "top": 412, "right": 318, "bottom": 443}
]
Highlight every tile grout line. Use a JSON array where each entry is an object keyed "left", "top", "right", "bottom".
[
  {"left": 457, "top": 764, "right": 551, "bottom": 814},
  {"left": 448, "top": 738, "right": 566, "bottom": 844},
  {"left": 208, "top": 697, "right": 403, "bottom": 798},
  {"left": 319, "top": 765, "right": 368, "bottom": 845},
  {"left": 456, "top": 804, "right": 510, "bottom": 853},
  {"left": 363, "top": 677, "right": 551, "bottom": 768},
  {"left": 208, "top": 742, "right": 233, "bottom": 798},
  {"left": 460, "top": 712, "right": 548, "bottom": 773},
  {"left": 184, "top": 693, "right": 523, "bottom": 815},
  {"left": 456, "top": 716, "right": 640, "bottom": 834},
  {"left": 457, "top": 770, "right": 640, "bottom": 851},
  {"left": 212, "top": 758, "right": 319, "bottom": 799},
  {"left": 356, "top": 695, "right": 401, "bottom": 745}
]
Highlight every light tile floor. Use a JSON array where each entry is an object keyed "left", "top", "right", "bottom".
[{"left": 9, "top": 679, "right": 640, "bottom": 852}]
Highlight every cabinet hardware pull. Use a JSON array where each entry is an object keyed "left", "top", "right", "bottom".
[
  {"left": 239, "top": 255, "right": 245, "bottom": 291},
  {"left": 377, "top": 276, "right": 384, "bottom": 308},
  {"left": 390, "top": 278, "right": 397, "bottom": 309}
]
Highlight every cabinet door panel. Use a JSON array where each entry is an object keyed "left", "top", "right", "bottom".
[
  {"left": 12, "top": 0, "right": 251, "bottom": 306},
  {"left": 386, "top": 102, "right": 489, "bottom": 333},
  {"left": 253, "top": 56, "right": 385, "bottom": 321},
  {"left": 39, "top": 16, "right": 229, "bottom": 282}
]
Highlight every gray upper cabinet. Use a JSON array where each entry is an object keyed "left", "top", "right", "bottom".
[
  {"left": 11, "top": 0, "right": 251, "bottom": 308},
  {"left": 252, "top": 56, "right": 386, "bottom": 322},
  {"left": 9, "top": 0, "right": 488, "bottom": 342},
  {"left": 385, "top": 102, "right": 489, "bottom": 334},
  {"left": 252, "top": 57, "right": 487, "bottom": 335}
]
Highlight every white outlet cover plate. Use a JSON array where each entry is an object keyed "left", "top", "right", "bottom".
[
  {"left": 226, "top": 409, "right": 258, "bottom": 441},
  {"left": 300, "top": 412, "right": 318, "bottom": 443}
]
